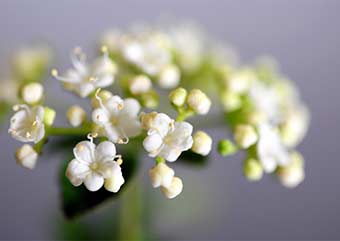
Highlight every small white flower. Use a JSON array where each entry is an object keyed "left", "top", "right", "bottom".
[
  {"left": 277, "top": 152, "right": 305, "bottom": 188},
  {"left": 161, "top": 176, "right": 183, "bottom": 199},
  {"left": 92, "top": 94, "right": 141, "bottom": 143},
  {"left": 129, "top": 75, "right": 152, "bottom": 94},
  {"left": 257, "top": 123, "right": 290, "bottom": 173},
  {"left": 234, "top": 124, "right": 258, "bottom": 149},
  {"left": 9, "top": 105, "right": 45, "bottom": 143},
  {"left": 66, "top": 140, "right": 124, "bottom": 192},
  {"left": 187, "top": 89, "right": 211, "bottom": 115},
  {"left": 191, "top": 131, "right": 212, "bottom": 156},
  {"left": 21, "top": 82, "right": 44, "bottom": 104},
  {"left": 52, "top": 47, "right": 117, "bottom": 98},
  {"left": 225, "top": 69, "right": 255, "bottom": 94},
  {"left": 67, "top": 105, "right": 87, "bottom": 127},
  {"left": 15, "top": 144, "right": 38, "bottom": 170},
  {"left": 157, "top": 64, "right": 180, "bottom": 89},
  {"left": 142, "top": 113, "right": 193, "bottom": 162},
  {"left": 149, "top": 162, "right": 175, "bottom": 188}
]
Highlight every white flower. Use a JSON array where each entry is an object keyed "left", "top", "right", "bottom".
[
  {"left": 92, "top": 94, "right": 141, "bottom": 143},
  {"left": 277, "top": 152, "right": 305, "bottom": 188},
  {"left": 157, "top": 64, "right": 180, "bottom": 89},
  {"left": 142, "top": 113, "right": 193, "bottom": 162},
  {"left": 191, "top": 131, "right": 212, "bottom": 156},
  {"left": 9, "top": 105, "right": 45, "bottom": 143},
  {"left": 21, "top": 82, "right": 44, "bottom": 104},
  {"left": 187, "top": 89, "right": 211, "bottom": 115},
  {"left": 149, "top": 162, "right": 175, "bottom": 188},
  {"left": 52, "top": 47, "right": 117, "bottom": 98},
  {"left": 257, "top": 123, "right": 290, "bottom": 173},
  {"left": 234, "top": 124, "right": 258, "bottom": 149},
  {"left": 161, "top": 176, "right": 183, "bottom": 199},
  {"left": 66, "top": 140, "right": 124, "bottom": 192},
  {"left": 67, "top": 105, "right": 87, "bottom": 127},
  {"left": 129, "top": 75, "right": 152, "bottom": 94},
  {"left": 15, "top": 144, "right": 38, "bottom": 170},
  {"left": 225, "top": 69, "right": 255, "bottom": 94}
]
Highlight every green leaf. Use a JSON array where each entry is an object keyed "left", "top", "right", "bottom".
[
  {"left": 177, "top": 150, "right": 208, "bottom": 167},
  {"left": 59, "top": 148, "right": 139, "bottom": 219}
]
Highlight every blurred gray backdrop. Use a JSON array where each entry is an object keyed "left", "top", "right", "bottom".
[{"left": 0, "top": 0, "right": 339, "bottom": 240}]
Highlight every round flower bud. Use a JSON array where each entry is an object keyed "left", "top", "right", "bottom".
[
  {"left": 225, "top": 69, "right": 255, "bottom": 94},
  {"left": 187, "top": 89, "right": 211, "bottom": 115},
  {"left": 104, "top": 172, "right": 125, "bottom": 193},
  {"left": 15, "top": 144, "right": 38, "bottom": 170},
  {"left": 21, "top": 82, "right": 44, "bottom": 104},
  {"left": 66, "top": 105, "right": 86, "bottom": 127},
  {"left": 218, "top": 139, "right": 237, "bottom": 156},
  {"left": 243, "top": 158, "right": 263, "bottom": 181},
  {"left": 277, "top": 152, "right": 305, "bottom": 188},
  {"left": 43, "top": 107, "right": 56, "bottom": 126},
  {"left": 140, "top": 91, "right": 159, "bottom": 109},
  {"left": 161, "top": 176, "right": 183, "bottom": 199},
  {"left": 91, "top": 90, "right": 113, "bottom": 108},
  {"left": 158, "top": 64, "right": 180, "bottom": 89},
  {"left": 169, "top": 87, "right": 187, "bottom": 107},
  {"left": 234, "top": 124, "right": 258, "bottom": 149},
  {"left": 220, "top": 90, "right": 241, "bottom": 112},
  {"left": 191, "top": 131, "right": 212, "bottom": 156},
  {"left": 129, "top": 75, "right": 152, "bottom": 95},
  {"left": 149, "top": 162, "right": 175, "bottom": 188}
]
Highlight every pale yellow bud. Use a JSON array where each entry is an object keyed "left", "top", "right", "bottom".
[
  {"left": 191, "top": 131, "right": 212, "bottom": 156},
  {"left": 169, "top": 87, "right": 187, "bottom": 107},
  {"left": 15, "top": 144, "right": 38, "bottom": 170},
  {"left": 161, "top": 176, "right": 183, "bottom": 199},
  {"left": 129, "top": 75, "right": 152, "bottom": 94},
  {"left": 158, "top": 64, "right": 180, "bottom": 89},
  {"left": 21, "top": 82, "right": 44, "bottom": 104},
  {"left": 66, "top": 105, "right": 86, "bottom": 127},
  {"left": 149, "top": 162, "right": 175, "bottom": 188},
  {"left": 234, "top": 124, "right": 258, "bottom": 149},
  {"left": 243, "top": 158, "right": 263, "bottom": 181},
  {"left": 220, "top": 90, "right": 241, "bottom": 111},
  {"left": 187, "top": 89, "right": 211, "bottom": 115},
  {"left": 43, "top": 107, "right": 56, "bottom": 126},
  {"left": 277, "top": 152, "right": 305, "bottom": 188}
]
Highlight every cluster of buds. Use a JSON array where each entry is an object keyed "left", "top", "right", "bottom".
[{"left": 217, "top": 58, "right": 309, "bottom": 187}]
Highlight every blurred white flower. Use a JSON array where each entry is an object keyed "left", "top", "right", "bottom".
[
  {"left": 21, "top": 82, "right": 44, "bottom": 104},
  {"left": 257, "top": 123, "right": 290, "bottom": 173},
  {"left": 149, "top": 162, "right": 175, "bottom": 188},
  {"left": 0, "top": 79, "right": 18, "bottom": 104},
  {"left": 9, "top": 105, "right": 45, "bottom": 143},
  {"left": 129, "top": 75, "right": 152, "bottom": 94},
  {"left": 92, "top": 94, "right": 141, "bottom": 143},
  {"left": 143, "top": 112, "right": 193, "bottom": 162},
  {"left": 67, "top": 105, "right": 87, "bottom": 127},
  {"left": 277, "top": 152, "right": 305, "bottom": 188},
  {"left": 15, "top": 144, "right": 38, "bottom": 170},
  {"left": 187, "top": 89, "right": 211, "bottom": 115},
  {"left": 157, "top": 64, "right": 180, "bottom": 89},
  {"left": 161, "top": 176, "right": 183, "bottom": 199},
  {"left": 66, "top": 140, "right": 124, "bottom": 192},
  {"left": 234, "top": 124, "right": 258, "bottom": 149},
  {"left": 52, "top": 47, "right": 117, "bottom": 98}
]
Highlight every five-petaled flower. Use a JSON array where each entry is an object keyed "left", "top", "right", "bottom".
[
  {"left": 66, "top": 140, "right": 124, "bottom": 192},
  {"left": 8, "top": 105, "right": 45, "bottom": 144}
]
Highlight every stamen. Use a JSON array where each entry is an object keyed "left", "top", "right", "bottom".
[{"left": 87, "top": 133, "right": 97, "bottom": 143}]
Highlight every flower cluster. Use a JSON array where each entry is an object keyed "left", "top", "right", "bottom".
[{"left": 6, "top": 22, "right": 309, "bottom": 207}]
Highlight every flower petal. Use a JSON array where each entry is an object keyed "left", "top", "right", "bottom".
[
  {"left": 95, "top": 141, "right": 116, "bottom": 163},
  {"left": 103, "top": 123, "right": 120, "bottom": 143},
  {"left": 66, "top": 159, "right": 90, "bottom": 186},
  {"left": 122, "top": 98, "right": 140, "bottom": 117},
  {"left": 73, "top": 141, "right": 95, "bottom": 164},
  {"left": 92, "top": 108, "right": 110, "bottom": 124},
  {"left": 159, "top": 145, "right": 182, "bottom": 162},
  {"left": 84, "top": 173, "right": 104, "bottom": 192},
  {"left": 143, "top": 133, "right": 163, "bottom": 156}
]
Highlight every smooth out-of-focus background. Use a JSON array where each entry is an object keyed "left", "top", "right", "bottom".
[{"left": 0, "top": 0, "right": 339, "bottom": 240}]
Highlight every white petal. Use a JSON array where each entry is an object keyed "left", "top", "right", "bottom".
[
  {"left": 118, "top": 117, "right": 141, "bottom": 138},
  {"left": 96, "top": 74, "right": 114, "bottom": 88},
  {"left": 261, "top": 157, "right": 277, "bottom": 173},
  {"left": 105, "top": 96, "right": 124, "bottom": 114},
  {"left": 78, "top": 82, "right": 95, "bottom": 98},
  {"left": 122, "top": 98, "right": 140, "bottom": 117},
  {"left": 152, "top": 113, "right": 172, "bottom": 137},
  {"left": 66, "top": 159, "right": 90, "bottom": 186},
  {"left": 92, "top": 108, "right": 110, "bottom": 124},
  {"left": 143, "top": 134, "right": 163, "bottom": 155},
  {"left": 159, "top": 146, "right": 182, "bottom": 162},
  {"left": 84, "top": 173, "right": 104, "bottom": 191},
  {"left": 73, "top": 141, "right": 95, "bottom": 164},
  {"left": 95, "top": 141, "right": 116, "bottom": 163},
  {"left": 99, "top": 161, "right": 121, "bottom": 178},
  {"left": 103, "top": 123, "right": 120, "bottom": 143},
  {"left": 33, "top": 124, "right": 45, "bottom": 143}
]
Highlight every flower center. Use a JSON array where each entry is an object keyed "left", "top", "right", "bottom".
[{"left": 89, "top": 162, "right": 100, "bottom": 171}]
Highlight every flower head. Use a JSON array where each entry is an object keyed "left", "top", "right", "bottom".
[
  {"left": 92, "top": 93, "right": 141, "bottom": 143},
  {"left": 52, "top": 47, "right": 117, "bottom": 98},
  {"left": 66, "top": 140, "right": 124, "bottom": 192},
  {"left": 142, "top": 112, "right": 193, "bottom": 162},
  {"left": 149, "top": 162, "right": 175, "bottom": 188},
  {"left": 9, "top": 105, "right": 45, "bottom": 143}
]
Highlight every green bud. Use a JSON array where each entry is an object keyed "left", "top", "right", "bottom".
[
  {"left": 169, "top": 87, "right": 187, "bottom": 107},
  {"left": 43, "top": 107, "right": 56, "bottom": 126},
  {"left": 243, "top": 158, "right": 263, "bottom": 181},
  {"left": 217, "top": 139, "right": 237, "bottom": 156}
]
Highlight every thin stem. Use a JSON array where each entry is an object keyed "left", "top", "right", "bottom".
[{"left": 47, "top": 125, "right": 91, "bottom": 137}]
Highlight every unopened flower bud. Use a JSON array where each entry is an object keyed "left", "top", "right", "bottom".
[
  {"left": 243, "top": 158, "right": 263, "bottom": 181},
  {"left": 149, "top": 162, "right": 175, "bottom": 188},
  {"left": 129, "top": 75, "right": 152, "bottom": 94},
  {"left": 191, "top": 131, "right": 212, "bottom": 156},
  {"left": 91, "top": 90, "right": 112, "bottom": 108},
  {"left": 220, "top": 90, "right": 241, "bottom": 111},
  {"left": 21, "top": 82, "right": 44, "bottom": 104},
  {"left": 158, "top": 64, "right": 180, "bottom": 89},
  {"left": 15, "top": 144, "right": 38, "bottom": 170},
  {"left": 217, "top": 139, "right": 237, "bottom": 156},
  {"left": 277, "top": 152, "right": 305, "bottom": 188},
  {"left": 234, "top": 124, "right": 258, "bottom": 149},
  {"left": 43, "top": 107, "right": 56, "bottom": 126},
  {"left": 104, "top": 172, "right": 125, "bottom": 193},
  {"left": 187, "top": 89, "right": 211, "bottom": 115},
  {"left": 225, "top": 69, "right": 255, "bottom": 94},
  {"left": 140, "top": 91, "right": 159, "bottom": 109},
  {"left": 67, "top": 105, "right": 86, "bottom": 127},
  {"left": 169, "top": 87, "right": 187, "bottom": 107},
  {"left": 161, "top": 176, "right": 183, "bottom": 199}
]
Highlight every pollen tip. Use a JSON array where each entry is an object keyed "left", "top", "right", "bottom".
[{"left": 51, "top": 69, "right": 58, "bottom": 77}]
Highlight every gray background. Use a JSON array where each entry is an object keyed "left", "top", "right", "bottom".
[{"left": 0, "top": 0, "right": 339, "bottom": 240}]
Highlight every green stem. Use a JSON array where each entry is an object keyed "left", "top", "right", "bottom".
[
  {"left": 47, "top": 125, "right": 91, "bottom": 137},
  {"left": 176, "top": 109, "right": 195, "bottom": 122}
]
